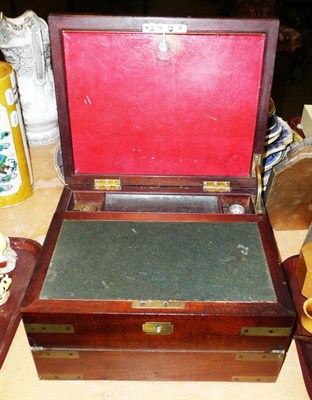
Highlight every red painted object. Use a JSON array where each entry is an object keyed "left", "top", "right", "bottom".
[{"left": 0, "top": 238, "right": 41, "bottom": 368}]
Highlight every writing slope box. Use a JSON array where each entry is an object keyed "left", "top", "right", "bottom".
[{"left": 21, "top": 15, "right": 295, "bottom": 382}]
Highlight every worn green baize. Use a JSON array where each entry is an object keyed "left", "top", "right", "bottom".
[{"left": 40, "top": 220, "right": 276, "bottom": 302}]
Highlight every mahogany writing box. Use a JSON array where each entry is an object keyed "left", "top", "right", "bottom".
[{"left": 21, "top": 15, "right": 295, "bottom": 382}]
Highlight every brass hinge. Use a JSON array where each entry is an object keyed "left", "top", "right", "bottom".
[
  {"left": 236, "top": 350, "right": 285, "bottom": 362},
  {"left": 94, "top": 178, "right": 121, "bottom": 191},
  {"left": 241, "top": 327, "right": 292, "bottom": 337},
  {"left": 25, "top": 324, "right": 74, "bottom": 334},
  {"left": 203, "top": 181, "right": 231, "bottom": 192}
]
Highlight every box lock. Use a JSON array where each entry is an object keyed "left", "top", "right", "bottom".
[{"left": 142, "top": 322, "right": 174, "bottom": 335}]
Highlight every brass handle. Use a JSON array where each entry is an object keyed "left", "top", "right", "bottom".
[{"left": 142, "top": 322, "right": 174, "bottom": 335}]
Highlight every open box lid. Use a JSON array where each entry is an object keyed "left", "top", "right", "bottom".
[{"left": 49, "top": 15, "right": 279, "bottom": 190}]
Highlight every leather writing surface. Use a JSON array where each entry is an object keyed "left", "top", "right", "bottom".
[{"left": 62, "top": 31, "right": 265, "bottom": 177}]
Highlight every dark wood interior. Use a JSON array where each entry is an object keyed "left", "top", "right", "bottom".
[{"left": 67, "top": 190, "right": 256, "bottom": 214}]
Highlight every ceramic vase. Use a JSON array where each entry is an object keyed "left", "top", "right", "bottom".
[
  {"left": 0, "top": 61, "right": 33, "bottom": 207},
  {"left": 0, "top": 10, "right": 59, "bottom": 146}
]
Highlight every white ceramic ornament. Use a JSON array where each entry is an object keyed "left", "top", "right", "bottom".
[{"left": 0, "top": 10, "right": 59, "bottom": 146}]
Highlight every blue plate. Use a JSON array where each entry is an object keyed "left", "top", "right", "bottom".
[{"left": 264, "top": 118, "right": 293, "bottom": 157}]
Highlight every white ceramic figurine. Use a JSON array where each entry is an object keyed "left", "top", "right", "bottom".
[
  {"left": 0, "top": 273, "right": 12, "bottom": 306},
  {"left": 0, "top": 232, "right": 17, "bottom": 273},
  {"left": 0, "top": 10, "right": 59, "bottom": 146}
]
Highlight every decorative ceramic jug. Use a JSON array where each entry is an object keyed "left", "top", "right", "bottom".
[{"left": 0, "top": 10, "right": 59, "bottom": 146}]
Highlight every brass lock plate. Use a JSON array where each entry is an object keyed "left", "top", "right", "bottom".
[{"left": 142, "top": 322, "right": 174, "bottom": 335}]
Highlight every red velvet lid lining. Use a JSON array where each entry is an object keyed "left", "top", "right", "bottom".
[{"left": 63, "top": 31, "right": 265, "bottom": 177}]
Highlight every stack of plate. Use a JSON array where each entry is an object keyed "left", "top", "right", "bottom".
[{"left": 262, "top": 100, "right": 293, "bottom": 190}]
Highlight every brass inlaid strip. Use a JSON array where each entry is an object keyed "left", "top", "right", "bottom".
[
  {"left": 33, "top": 350, "right": 79, "bottom": 359},
  {"left": 240, "top": 327, "right": 292, "bottom": 337},
  {"left": 39, "top": 374, "right": 83, "bottom": 380},
  {"left": 132, "top": 300, "right": 185, "bottom": 309},
  {"left": 235, "top": 351, "right": 284, "bottom": 362},
  {"left": 25, "top": 323, "right": 74, "bottom": 334},
  {"left": 232, "top": 376, "right": 276, "bottom": 382}
]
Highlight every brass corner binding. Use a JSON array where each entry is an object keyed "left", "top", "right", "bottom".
[{"left": 235, "top": 350, "right": 284, "bottom": 362}]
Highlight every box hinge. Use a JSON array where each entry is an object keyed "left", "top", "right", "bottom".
[
  {"left": 236, "top": 350, "right": 285, "bottom": 362},
  {"left": 142, "top": 23, "right": 187, "bottom": 34},
  {"left": 203, "top": 181, "right": 231, "bottom": 192},
  {"left": 94, "top": 178, "right": 121, "bottom": 191},
  {"left": 241, "top": 327, "right": 292, "bottom": 337},
  {"left": 25, "top": 323, "right": 74, "bottom": 334}
]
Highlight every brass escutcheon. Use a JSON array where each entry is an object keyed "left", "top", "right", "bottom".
[{"left": 142, "top": 321, "right": 174, "bottom": 335}]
